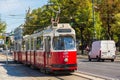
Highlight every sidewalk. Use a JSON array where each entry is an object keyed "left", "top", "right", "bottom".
[{"left": 77, "top": 54, "right": 88, "bottom": 59}]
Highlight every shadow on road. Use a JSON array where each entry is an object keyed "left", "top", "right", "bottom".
[
  {"left": 0, "top": 61, "right": 47, "bottom": 77},
  {"left": 0, "top": 60, "right": 72, "bottom": 78}
]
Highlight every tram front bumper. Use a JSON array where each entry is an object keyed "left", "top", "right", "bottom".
[{"left": 51, "top": 64, "right": 77, "bottom": 70}]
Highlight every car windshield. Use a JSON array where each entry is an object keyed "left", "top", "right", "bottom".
[{"left": 53, "top": 36, "right": 75, "bottom": 50}]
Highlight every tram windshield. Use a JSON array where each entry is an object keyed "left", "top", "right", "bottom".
[{"left": 53, "top": 36, "right": 75, "bottom": 50}]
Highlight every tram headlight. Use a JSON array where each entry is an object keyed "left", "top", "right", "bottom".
[{"left": 64, "top": 58, "right": 68, "bottom": 62}]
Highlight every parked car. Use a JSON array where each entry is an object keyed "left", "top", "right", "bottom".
[{"left": 88, "top": 40, "right": 116, "bottom": 62}]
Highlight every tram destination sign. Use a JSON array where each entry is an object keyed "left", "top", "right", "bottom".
[{"left": 57, "top": 29, "right": 71, "bottom": 33}]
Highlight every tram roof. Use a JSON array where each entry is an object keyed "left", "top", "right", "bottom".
[{"left": 24, "top": 23, "right": 75, "bottom": 39}]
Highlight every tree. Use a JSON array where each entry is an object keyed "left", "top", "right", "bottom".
[
  {"left": 98, "top": 0, "right": 120, "bottom": 40},
  {"left": 23, "top": 0, "right": 120, "bottom": 44},
  {"left": 23, "top": 6, "right": 52, "bottom": 35},
  {"left": 111, "top": 13, "right": 120, "bottom": 42},
  {"left": 0, "top": 19, "right": 6, "bottom": 33},
  {"left": 23, "top": 0, "right": 103, "bottom": 45}
]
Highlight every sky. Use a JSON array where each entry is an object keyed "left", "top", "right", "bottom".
[{"left": 0, "top": 0, "right": 48, "bottom": 33}]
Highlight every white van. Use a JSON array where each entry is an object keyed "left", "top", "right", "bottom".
[{"left": 88, "top": 40, "right": 116, "bottom": 62}]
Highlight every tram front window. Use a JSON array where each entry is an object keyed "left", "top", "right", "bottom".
[{"left": 53, "top": 36, "right": 75, "bottom": 50}]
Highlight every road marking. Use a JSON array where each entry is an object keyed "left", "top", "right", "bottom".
[{"left": 72, "top": 72, "right": 106, "bottom": 80}]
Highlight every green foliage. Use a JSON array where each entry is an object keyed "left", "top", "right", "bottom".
[
  {"left": 0, "top": 20, "right": 6, "bottom": 33},
  {"left": 24, "top": 7, "right": 51, "bottom": 35},
  {"left": 94, "top": 12, "right": 103, "bottom": 40},
  {"left": 98, "top": 0, "right": 120, "bottom": 40},
  {"left": 23, "top": 0, "right": 120, "bottom": 44},
  {"left": 112, "top": 13, "right": 120, "bottom": 34}
]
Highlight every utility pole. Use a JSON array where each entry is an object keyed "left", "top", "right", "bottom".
[
  {"left": 106, "top": 0, "right": 111, "bottom": 40},
  {"left": 92, "top": 0, "right": 96, "bottom": 41}
]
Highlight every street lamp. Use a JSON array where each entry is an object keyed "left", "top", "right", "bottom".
[{"left": 92, "top": 0, "right": 96, "bottom": 41}]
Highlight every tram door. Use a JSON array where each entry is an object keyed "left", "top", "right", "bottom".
[{"left": 45, "top": 36, "right": 51, "bottom": 67}]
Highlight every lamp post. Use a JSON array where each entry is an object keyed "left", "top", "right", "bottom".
[
  {"left": 92, "top": 0, "right": 96, "bottom": 41},
  {"left": 106, "top": 0, "right": 112, "bottom": 40},
  {"left": 92, "top": 0, "right": 95, "bottom": 39}
]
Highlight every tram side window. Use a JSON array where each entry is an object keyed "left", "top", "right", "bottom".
[
  {"left": 22, "top": 40, "right": 26, "bottom": 51},
  {"left": 20, "top": 44, "right": 22, "bottom": 51},
  {"left": 34, "top": 38, "right": 37, "bottom": 50},
  {"left": 26, "top": 40, "right": 30, "bottom": 50},
  {"left": 16, "top": 43, "right": 18, "bottom": 51},
  {"left": 31, "top": 38, "right": 34, "bottom": 50},
  {"left": 14, "top": 43, "right": 17, "bottom": 51},
  {"left": 36, "top": 37, "right": 43, "bottom": 50},
  {"left": 17, "top": 43, "right": 21, "bottom": 51}
]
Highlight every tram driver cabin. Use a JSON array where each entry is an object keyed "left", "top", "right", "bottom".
[{"left": 13, "top": 23, "right": 77, "bottom": 74}]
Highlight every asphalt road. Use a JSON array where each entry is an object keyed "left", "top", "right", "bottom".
[{"left": 77, "top": 59, "right": 120, "bottom": 80}]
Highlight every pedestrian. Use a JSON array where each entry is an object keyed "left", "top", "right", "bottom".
[{"left": 85, "top": 45, "right": 90, "bottom": 54}]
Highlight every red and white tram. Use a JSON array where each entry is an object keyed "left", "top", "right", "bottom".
[{"left": 13, "top": 23, "right": 77, "bottom": 73}]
